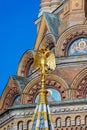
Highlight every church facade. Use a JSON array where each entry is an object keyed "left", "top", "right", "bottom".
[{"left": 0, "top": 0, "right": 87, "bottom": 129}]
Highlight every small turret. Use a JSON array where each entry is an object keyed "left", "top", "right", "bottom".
[{"left": 38, "top": 0, "right": 51, "bottom": 17}]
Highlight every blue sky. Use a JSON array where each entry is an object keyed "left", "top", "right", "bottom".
[{"left": 0, "top": 0, "right": 40, "bottom": 96}]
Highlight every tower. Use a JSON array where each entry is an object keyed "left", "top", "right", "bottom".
[
  {"left": 59, "top": 0, "right": 87, "bottom": 33},
  {"left": 39, "top": 0, "right": 63, "bottom": 17}
]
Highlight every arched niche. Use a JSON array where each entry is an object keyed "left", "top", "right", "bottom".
[
  {"left": 17, "top": 121, "right": 23, "bottom": 130},
  {"left": 2, "top": 87, "right": 20, "bottom": 112},
  {"left": 23, "top": 74, "right": 69, "bottom": 104},
  {"left": 85, "top": 115, "right": 87, "bottom": 125},
  {"left": 75, "top": 116, "right": 81, "bottom": 126},
  {"left": 27, "top": 120, "right": 32, "bottom": 130},
  {"left": 65, "top": 116, "right": 71, "bottom": 127},
  {"left": 56, "top": 25, "right": 87, "bottom": 57},
  {"left": 35, "top": 88, "right": 61, "bottom": 103},
  {"left": 71, "top": 68, "right": 87, "bottom": 99},
  {"left": 38, "top": 33, "right": 56, "bottom": 50},
  {"left": 68, "top": 37, "right": 87, "bottom": 56},
  {"left": 17, "top": 50, "right": 35, "bottom": 77},
  {"left": 56, "top": 117, "right": 61, "bottom": 128}
]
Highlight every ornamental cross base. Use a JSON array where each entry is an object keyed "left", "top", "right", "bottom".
[{"left": 31, "top": 89, "right": 54, "bottom": 130}]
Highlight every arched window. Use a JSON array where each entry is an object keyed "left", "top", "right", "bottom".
[
  {"left": 18, "top": 121, "right": 23, "bottom": 130},
  {"left": 85, "top": 116, "right": 87, "bottom": 125},
  {"left": 65, "top": 117, "right": 71, "bottom": 127},
  {"left": 27, "top": 120, "right": 32, "bottom": 130},
  {"left": 56, "top": 118, "right": 61, "bottom": 128},
  {"left": 80, "top": 127, "right": 84, "bottom": 130},
  {"left": 11, "top": 123, "right": 14, "bottom": 130},
  {"left": 7, "top": 125, "right": 10, "bottom": 130},
  {"left": 75, "top": 116, "right": 81, "bottom": 126},
  {"left": 76, "top": 127, "right": 78, "bottom": 130}
]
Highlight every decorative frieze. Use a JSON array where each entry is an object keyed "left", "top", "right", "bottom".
[{"left": 0, "top": 102, "right": 87, "bottom": 129}]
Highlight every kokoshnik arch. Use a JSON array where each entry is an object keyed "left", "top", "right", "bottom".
[{"left": 1, "top": 0, "right": 87, "bottom": 129}]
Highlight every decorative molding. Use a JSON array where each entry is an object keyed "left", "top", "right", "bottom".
[
  {"left": 71, "top": 0, "right": 83, "bottom": 10},
  {"left": 2, "top": 87, "right": 20, "bottom": 112},
  {"left": 17, "top": 50, "right": 34, "bottom": 77},
  {"left": 71, "top": 68, "right": 87, "bottom": 89},
  {"left": 1, "top": 103, "right": 87, "bottom": 129}
]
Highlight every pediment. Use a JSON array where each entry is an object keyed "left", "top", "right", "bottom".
[{"left": 34, "top": 12, "right": 60, "bottom": 50}]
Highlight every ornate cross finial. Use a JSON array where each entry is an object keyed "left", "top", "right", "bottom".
[{"left": 31, "top": 48, "right": 56, "bottom": 130}]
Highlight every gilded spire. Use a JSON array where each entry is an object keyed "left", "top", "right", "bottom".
[{"left": 31, "top": 48, "right": 56, "bottom": 130}]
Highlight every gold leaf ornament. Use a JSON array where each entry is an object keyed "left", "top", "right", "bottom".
[
  {"left": 46, "top": 52, "right": 56, "bottom": 71},
  {"left": 34, "top": 48, "right": 56, "bottom": 73}
]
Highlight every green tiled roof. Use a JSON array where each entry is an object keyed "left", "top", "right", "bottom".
[{"left": 43, "top": 12, "right": 61, "bottom": 40}]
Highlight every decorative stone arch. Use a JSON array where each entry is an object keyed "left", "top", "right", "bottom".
[
  {"left": 1, "top": 77, "right": 21, "bottom": 112},
  {"left": 65, "top": 116, "right": 71, "bottom": 127},
  {"left": 38, "top": 33, "right": 56, "bottom": 50},
  {"left": 23, "top": 74, "right": 69, "bottom": 104},
  {"left": 55, "top": 117, "right": 61, "bottom": 128},
  {"left": 2, "top": 87, "right": 20, "bottom": 112},
  {"left": 56, "top": 25, "right": 87, "bottom": 57},
  {"left": 17, "top": 50, "right": 34, "bottom": 77},
  {"left": 27, "top": 120, "right": 32, "bottom": 130},
  {"left": 71, "top": 68, "right": 87, "bottom": 99},
  {"left": 75, "top": 115, "right": 81, "bottom": 126},
  {"left": 85, "top": 115, "right": 87, "bottom": 125},
  {"left": 17, "top": 121, "right": 23, "bottom": 130}
]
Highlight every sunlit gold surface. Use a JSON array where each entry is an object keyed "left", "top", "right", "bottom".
[{"left": 34, "top": 48, "right": 56, "bottom": 103}]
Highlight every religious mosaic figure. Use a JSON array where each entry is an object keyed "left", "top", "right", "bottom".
[{"left": 68, "top": 38, "right": 87, "bottom": 56}]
